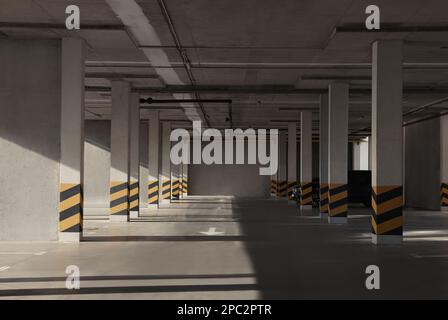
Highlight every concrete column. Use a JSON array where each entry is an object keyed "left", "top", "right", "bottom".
[
  {"left": 182, "top": 163, "right": 189, "bottom": 196},
  {"left": 371, "top": 40, "right": 404, "bottom": 244},
  {"left": 277, "top": 131, "right": 288, "bottom": 199},
  {"left": 300, "top": 111, "right": 313, "bottom": 209},
  {"left": 328, "top": 82, "right": 349, "bottom": 224},
  {"left": 110, "top": 81, "right": 131, "bottom": 222},
  {"left": 147, "top": 111, "right": 160, "bottom": 209},
  {"left": 319, "top": 94, "right": 329, "bottom": 218},
  {"left": 441, "top": 116, "right": 448, "bottom": 210},
  {"left": 160, "top": 122, "right": 171, "bottom": 204},
  {"left": 128, "top": 93, "right": 140, "bottom": 219},
  {"left": 353, "top": 142, "right": 361, "bottom": 170},
  {"left": 139, "top": 121, "right": 148, "bottom": 211},
  {"left": 287, "top": 123, "right": 298, "bottom": 203},
  {"left": 171, "top": 163, "right": 181, "bottom": 200},
  {"left": 59, "top": 38, "right": 85, "bottom": 242}
]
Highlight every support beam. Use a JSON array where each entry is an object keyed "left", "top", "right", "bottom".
[
  {"left": 328, "top": 83, "right": 349, "bottom": 224},
  {"left": 319, "top": 94, "right": 329, "bottom": 218},
  {"left": 300, "top": 112, "right": 313, "bottom": 210},
  {"left": 110, "top": 81, "right": 131, "bottom": 222},
  {"left": 371, "top": 40, "right": 404, "bottom": 245},
  {"left": 287, "top": 123, "right": 298, "bottom": 204},
  {"left": 276, "top": 131, "right": 288, "bottom": 199},
  {"left": 148, "top": 111, "right": 160, "bottom": 209},
  {"left": 59, "top": 38, "right": 85, "bottom": 242},
  {"left": 160, "top": 122, "right": 172, "bottom": 204},
  {"left": 129, "top": 93, "right": 140, "bottom": 219}
]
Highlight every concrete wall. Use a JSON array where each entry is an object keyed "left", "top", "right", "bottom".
[
  {"left": 405, "top": 118, "right": 440, "bottom": 210},
  {"left": 189, "top": 138, "right": 270, "bottom": 197},
  {"left": 0, "top": 40, "right": 61, "bottom": 240},
  {"left": 84, "top": 120, "right": 111, "bottom": 217}
]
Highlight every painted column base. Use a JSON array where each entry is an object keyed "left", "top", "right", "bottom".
[
  {"left": 288, "top": 200, "right": 297, "bottom": 205},
  {"left": 110, "top": 215, "right": 128, "bottom": 222},
  {"left": 59, "top": 232, "right": 81, "bottom": 242},
  {"left": 320, "top": 212, "right": 328, "bottom": 219},
  {"left": 300, "top": 205, "right": 313, "bottom": 210},
  {"left": 372, "top": 234, "right": 402, "bottom": 245},
  {"left": 441, "top": 207, "right": 448, "bottom": 212},
  {"left": 328, "top": 216, "right": 348, "bottom": 224},
  {"left": 147, "top": 204, "right": 159, "bottom": 210}
]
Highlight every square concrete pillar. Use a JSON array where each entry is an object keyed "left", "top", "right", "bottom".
[
  {"left": 147, "top": 111, "right": 160, "bottom": 209},
  {"left": 276, "top": 131, "right": 288, "bottom": 199},
  {"left": 59, "top": 38, "right": 85, "bottom": 242},
  {"left": 300, "top": 111, "right": 313, "bottom": 209},
  {"left": 319, "top": 94, "right": 329, "bottom": 218},
  {"left": 371, "top": 40, "right": 404, "bottom": 244},
  {"left": 328, "top": 83, "right": 349, "bottom": 224},
  {"left": 129, "top": 93, "right": 140, "bottom": 219},
  {"left": 441, "top": 116, "right": 448, "bottom": 210},
  {"left": 110, "top": 81, "right": 131, "bottom": 222},
  {"left": 160, "top": 122, "right": 172, "bottom": 204},
  {"left": 287, "top": 123, "right": 298, "bottom": 204},
  {"left": 182, "top": 163, "right": 189, "bottom": 197},
  {"left": 171, "top": 163, "right": 181, "bottom": 200},
  {"left": 139, "top": 120, "right": 149, "bottom": 211}
]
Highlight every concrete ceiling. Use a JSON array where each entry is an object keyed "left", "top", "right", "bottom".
[{"left": 2, "top": 0, "right": 448, "bottom": 138}]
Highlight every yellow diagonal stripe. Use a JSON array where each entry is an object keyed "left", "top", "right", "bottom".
[{"left": 59, "top": 213, "right": 81, "bottom": 232}]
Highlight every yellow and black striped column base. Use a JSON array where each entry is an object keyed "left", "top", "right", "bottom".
[
  {"left": 328, "top": 183, "right": 348, "bottom": 223},
  {"left": 441, "top": 183, "right": 448, "bottom": 209},
  {"left": 287, "top": 181, "right": 297, "bottom": 201},
  {"left": 320, "top": 183, "right": 329, "bottom": 216},
  {"left": 171, "top": 178, "right": 180, "bottom": 200},
  {"left": 59, "top": 183, "right": 83, "bottom": 241},
  {"left": 128, "top": 180, "right": 139, "bottom": 214},
  {"left": 271, "top": 180, "right": 277, "bottom": 196},
  {"left": 372, "top": 185, "right": 403, "bottom": 244},
  {"left": 182, "top": 178, "right": 188, "bottom": 195},
  {"left": 110, "top": 181, "right": 129, "bottom": 222},
  {"left": 162, "top": 179, "right": 171, "bottom": 201},
  {"left": 300, "top": 181, "right": 313, "bottom": 207},
  {"left": 148, "top": 179, "right": 159, "bottom": 206},
  {"left": 276, "top": 181, "right": 287, "bottom": 198}
]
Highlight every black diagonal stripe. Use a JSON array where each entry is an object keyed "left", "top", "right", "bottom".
[
  {"left": 110, "top": 182, "right": 128, "bottom": 194},
  {"left": 329, "top": 184, "right": 347, "bottom": 196},
  {"left": 129, "top": 205, "right": 139, "bottom": 211},
  {"left": 329, "top": 197, "right": 348, "bottom": 209},
  {"left": 62, "top": 224, "right": 81, "bottom": 233},
  {"left": 381, "top": 226, "right": 403, "bottom": 236},
  {"left": 320, "top": 186, "right": 329, "bottom": 193},
  {"left": 441, "top": 183, "right": 448, "bottom": 189},
  {"left": 320, "top": 198, "right": 329, "bottom": 206},
  {"left": 148, "top": 191, "right": 159, "bottom": 198},
  {"left": 129, "top": 182, "right": 139, "bottom": 190},
  {"left": 162, "top": 180, "right": 171, "bottom": 187},
  {"left": 110, "top": 196, "right": 128, "bottom": 208},
  {"left": 441, "top": 194, "right": 448, "bottom": 199},
  {"left": 301, "top": 192, "right": 313, "bottom": 199},
  {"left": 148, "top": 181, "right": 158, "bottom": 188},
  {"left": 60, "top": 205, "right": 81, "bottom": 222},
  {"left": 129, "top": 194, "right": 139, "bottom": 202},
  {"left": 162, "top": 189, "right": 170, "bottom": 194},
  {"left": 372, "top": 207, "right": 402, "bottom": 225},
  {"left": 60, "top": 185, "right": 81, "bottom": 202},
  {"left": 301, "top": 182, "right": 312, "bottom": 190},
  {"left": 372, "top": 186, "right": 402, "bottom": 205}
]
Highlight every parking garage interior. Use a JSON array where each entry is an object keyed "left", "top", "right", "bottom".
[{"left": 1, "top": 0, "right": 448, "bottom": 299}]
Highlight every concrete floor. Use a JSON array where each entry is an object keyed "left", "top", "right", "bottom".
[{"left": 1, "top": 196, "right": 448, "bottom": 299}]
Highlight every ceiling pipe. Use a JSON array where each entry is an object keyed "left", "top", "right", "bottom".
[
  {"left": 140, "top": 97, "right": 232, "bottom": 104},
  {"left": 156, "top": 0, "right": 210, "bottom": 127}
]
